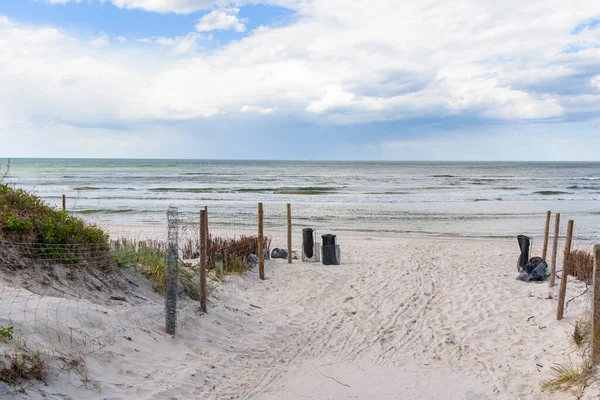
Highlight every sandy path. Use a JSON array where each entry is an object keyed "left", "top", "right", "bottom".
[
  {"left": 186, "top": 236, "right": 588, "bottom": 399},
  {"left": 1, "top": 236, "right": 591, "bottom": 399}
]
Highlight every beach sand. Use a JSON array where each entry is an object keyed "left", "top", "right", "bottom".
[{"left": 0, "top": 234, "right": 595, "bottom": 399}]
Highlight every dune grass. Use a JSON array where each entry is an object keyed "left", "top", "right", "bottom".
[
  {"left": 0, "top": 184, "right": 108, "bottom": 247},
  {"left": 541, "top": 360, "right": 594, "bottom": 397}
]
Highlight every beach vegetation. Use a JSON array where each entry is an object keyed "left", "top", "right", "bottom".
[
  {"left": 225, "top": 254, "right": 249, "bottom": 275},
  {"left": 0, "top": 184, "right": 108, "bottom": 247},
  {"left": 568, "top": 249, "right": 594, "bottom": 282},
  {"left": 0, "top": 342, "right": 48, "bottom": 386},
  {"left": 0, "top": 325, "right": 13, "bottom": 340},
  {"left": 571, "top": 314, "right": 591, "bottom": 349},
  {"left": 180, "top": 234, "right": 270, "bottom": 275},
  {"left": 110, "top": 239, "right": 200, "bottom": 299},
  {"left": 541, "top": 359, "right": 594, "bottom": 398}
]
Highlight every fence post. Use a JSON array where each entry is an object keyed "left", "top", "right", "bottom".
[
  {"left": 542, "top": 210, "right": 551, "bottom": 261},
  {"left": 550, "top": 213, "right": 560, "bottom": 287},
  {"left": 557, "top": 219, "right": 574, "bottom": 320},
  {"left": 165, "top": 207, "right": 179, "bottom": 335},
  {"left": 592, "top": 245, "right": 600, "bottom": 365},
  {"left": 287, "top": 203, "right": 292, "bottom": 264},
  {"left": 200, "top": 209, "right": 207, "bottom": 313},
  {"left": 62, "top": 194, "right": 66, "bottom": 212},
  {"left": 258, "top": 202, "right": 265, "bottom": 280}
]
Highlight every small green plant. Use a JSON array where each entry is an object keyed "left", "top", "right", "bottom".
[
  {"left": 4, "top": 217, "right": 32, "bottom": 233},
  {"left": 226, "top": 254, "right": 248, "bottom": 275},
  {"left": 573, "top": 323, "right": 584, "bottom": 347},
  {"left": 0, "top": 325, "right": 13, "bottom": 340}
]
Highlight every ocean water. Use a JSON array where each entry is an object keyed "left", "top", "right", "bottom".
[{"left": 3, "top": 158, "right": 600, "bottom": 241}]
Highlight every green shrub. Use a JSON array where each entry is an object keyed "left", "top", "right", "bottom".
[
  {"left": 4, "top": 217, "right": 32, "bottom": 233},
  {"left": 0, "top": 184, "right": 108, "bottom": 247}
]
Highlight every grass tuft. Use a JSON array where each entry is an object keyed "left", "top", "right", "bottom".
[
  {"left": 568, "top": 249, "right": 594, "bottom": 282},
  {"left": 111, "top": 239, "right": 200, "bottom": 299},
  {"left": 0, "top": 348, "right": 48, "bottom": 385},
  {"left": 541, "top": 360, "right": 594, "bottom": 397}
]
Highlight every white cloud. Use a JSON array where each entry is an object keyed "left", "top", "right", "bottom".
[
  {"left": 104, "top": 0, "right": 303, "bottom": 14},
  {"left": 241, "top": 105, "right": 276, "bottom": 114},
  {"left": 137, "top": 33, "right": 202, "bottom": 54},
  {"left": 592, "top": 75, "right": 600, "bottom": 90},
  {"left": 195, "top": 8, "right": 246, "bottom": 32},
  {"left": 109, "top": 0, "right": 224, "bottom": 14},
  {"left": 1, "top": 0, "right": 600, "bottom": 134},
  {"left": 117, "top": 36, "right": 128, "bottom": 43},
  {"left": 88, "top": 32, "right": 109, "bottom": 48}
]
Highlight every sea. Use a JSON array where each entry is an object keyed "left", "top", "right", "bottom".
[{"left": 3, "top": 158, "right": 600, "bottom": 242}]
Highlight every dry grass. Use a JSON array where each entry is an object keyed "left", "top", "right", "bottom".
[
  {"left": 207, "top": 235, "right": 270, "bottom": 273},
  {"left": 541, "top": 359, "right": 594, "bottom": 398},
  {"left": 0, "top": 347, "right": 48, "bottom": 386},
  {"left": 180, "top": 234, "right": 271, "bottom": 275},
  {"left": 568, "top": 249, "right": 594, "bottom": 282}
]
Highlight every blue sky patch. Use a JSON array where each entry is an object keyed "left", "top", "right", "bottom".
[{"left": 0, "top": 1, "right": 295, "bottom": 44}]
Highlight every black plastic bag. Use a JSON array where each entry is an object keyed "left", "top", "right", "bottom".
[
  {"left": 271, "top": 248, "right": 288, "bottom": 259},
  {"left": 517, "top": 257, "right": 549, "bottom": 282}
]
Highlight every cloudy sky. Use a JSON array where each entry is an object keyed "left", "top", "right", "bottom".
[{"left": 1, "top": 0, "right": 599, "bottom": 160}]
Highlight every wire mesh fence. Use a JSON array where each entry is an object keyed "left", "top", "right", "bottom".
[{"left": 0, "top": 201, "right": 356, "bottom": 368}]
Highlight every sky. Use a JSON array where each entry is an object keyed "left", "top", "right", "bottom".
[{"left": 0, "top": 0, "right": 599, "bottom": 161}]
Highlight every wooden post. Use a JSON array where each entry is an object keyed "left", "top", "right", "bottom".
[
  {"left": 542, "top": 210, "right": 551, "bottom": 261},
  {"left": 549, "top": 213, "right": 560, "bottom": 287},
  {"left": 200, "top": 209, "right": 207, "bottom": 313},
  {"left": 592, "top": 245, "right": 600, "bottom": 365},
  {"left": 287, "top": 203, "right": 292, "bottom": 264},
  {"left": 557, "top": 219, "right": 574, "bottom": 320},
  {"left": 62, "top": 194, "right": 66, "bottom": 211},
  {"left": 258, "top": 203, "right": 264, "bottom": 280}
]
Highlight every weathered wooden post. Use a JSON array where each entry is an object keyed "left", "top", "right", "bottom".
[
  {"left": 549, "top": 213, "right": 560, "bottom": 287},
  {"left": 258, "top": 202, "right": 265, "bottom": 280},
  {"left": 62, "top": 194, "right": 66, "bottom": 211},
  {"left": 542, "top": 210, "right": 551, "bottom": 261},
  {"left": 287, "top": 203, "right": 292, "bottom": 264},
  {"left": 592, "top": 245, "right": 600, "bottom": 364},
  {"left": 557, "top": 219, "right": 574, "bottom": 320},
  {"left": 200, "top": 209, "right": 208, "bottom": 313}
]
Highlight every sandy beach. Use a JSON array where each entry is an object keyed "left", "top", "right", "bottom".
[{"left": 0, "top": 232, "right": 595, "bottom": 399}]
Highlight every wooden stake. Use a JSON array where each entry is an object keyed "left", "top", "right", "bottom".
[
  {"left": 287, "top": 203, "right": 292, "bottom": 264},
  {"left": 549, "top": 213, "right": 560, "bottom": 287},
  {"left": 557, "top": 219, "right": 574, "bottom": 320},
  {"left": 592, "top": 245, "right": 600, "bottom": 365},
  {"left": 62, "top": 194, "right": 66, "bottom": 212},
  {"left": 542, "top": 210, "right": 551, "bottom": 261},
  {"left": 258, "top": 203, "right": 264, "bottom": 280},
  {"left": 200, "top": 209, "right": 208, "bottom": 313}
]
